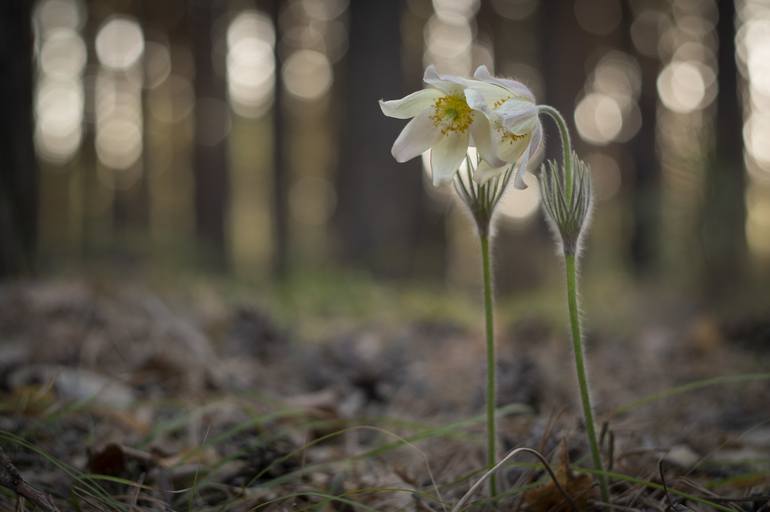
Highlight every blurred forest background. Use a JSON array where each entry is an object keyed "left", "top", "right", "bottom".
[{"left": 2, "top": 0, "right": 770, "bottom": 306}]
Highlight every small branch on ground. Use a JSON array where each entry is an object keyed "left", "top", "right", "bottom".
[{"left": 0, "top": 446, "right": 61, "bottom": 512}]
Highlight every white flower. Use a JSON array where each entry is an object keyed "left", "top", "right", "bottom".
[
  {"left": 379, "top": 66, "right": 502, "bottom": 186},
  {"left": 464, "top": 66, "right": 543, "bottom": 189}
]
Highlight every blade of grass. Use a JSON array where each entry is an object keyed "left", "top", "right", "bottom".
[
  {"left": 576, "top": 466, "right": 738, "bottom": 512},
  {"left": 0, "top": 431, "right": 125, "bottom": 511},
  {"left": 610, "top": 372, "right": 770, "bottom": 417},
  {"left": 249, "top": 490, "right": 381, "bottom": 512},
  {"left": 252, "top": 403, "right": 530, "bottom": 490}
]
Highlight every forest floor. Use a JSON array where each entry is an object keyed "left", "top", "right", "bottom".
[{"left": 0, "top": 276, "right": 769, "bottom": 511}]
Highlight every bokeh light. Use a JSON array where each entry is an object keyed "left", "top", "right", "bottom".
[
  {"left": 34, "top": 78, "right": 84, "bottom": 164},
  {"left": 228, "top": 9, "right": 276, "bottom": 48},
  {"left": 95, "top": 67, "right": 143, "bottom": 170},
  {"left": 143, "top": 41, "right": 171, "bottom": 89},
  {"left": 424, "top": 14, "right": 473, "bottom": 74},
  {"left": 744, "top": 114, "right": 770, "bottom": 168},
  {"left": 39, "top": 28, "right": 86, "bottom": 80},
  {"left": 34, "top": 0, "right": 86, "bottom": 165},
  {"left": 630, "top": 9, "right": 668, "bottom": 58},
  {"left": 148, "top": 74, "right": 194, "bottom": 124},
  {"left": 575, "top": 93, "right": 623, "bottom": 145},
  {"left": 656, "top": 61, "right": 706, "bottom": 113},
  {"left": 282, "top": 49, "right": 333, "bottom": 101},
  {"left": 432, "top": 0, "right": 479, "bottom": 22},
  {"left": 301, "top": 0, "right": 349, "bottom": 22},
  {"left": 497, "top": 173, "right": 540, "bottom": 221},
  {"left": 96, "top": 17, "right": 145, "bottom": 72},
  {"left": 34, "top": 0, "right": 82, "bottom": 32},
  {"left": 226, "top": 10, "right": 275, "bottom": 118}
]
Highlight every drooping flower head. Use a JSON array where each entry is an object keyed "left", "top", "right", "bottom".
[
  {"left": 464, "top": 66, "right": 543, "bottom": 189},
  {"left": 379, "top": 66, "right": 503, "bottom": 186}
]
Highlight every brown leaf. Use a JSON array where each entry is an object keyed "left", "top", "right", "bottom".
[
  {"left": 88, "top": 443, "right": 127, "bottom": 476},
  {"left": 522, "top": 441, "right": 595, "bottom": 512}
]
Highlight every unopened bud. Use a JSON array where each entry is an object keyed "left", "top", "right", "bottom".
[{"left": 539, "top": 152, "right": 593, "bottom": 255}]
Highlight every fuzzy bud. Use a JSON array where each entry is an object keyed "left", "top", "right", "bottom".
[{"left": 539, "top": 152, "right": 593, "bottom": 255}]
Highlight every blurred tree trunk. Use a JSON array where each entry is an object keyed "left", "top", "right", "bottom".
[
  {"left": 700, "top": 0, "right": 746, "bottom": 295},
  {"left": 622, "top": 0, "right": 661, "bottom": 276},
  {"left": 0, "top": 1, "right": 37, "bottom": 278},
  {"left": 335, "top": 0, "right": 441, "bottom": 278},
  {"left": 540, "top": 1, "right": 585, "bottom": 163},
  {"left": 270, "top": 0, "right": 289, "bottom": 280},
  {"left": 190, "top": 0, "right": 230, "bottom": 270}
]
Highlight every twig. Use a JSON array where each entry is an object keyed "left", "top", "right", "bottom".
[
  {"left": 0, "top": 446, "right": 61, "bottom": 512},
  {"left": 658, "top": 459, "right": 677, "bottom": 510}
]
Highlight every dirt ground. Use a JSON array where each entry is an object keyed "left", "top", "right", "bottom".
[{"left": 0, "top": 279, "right": 768, "bottom": 511}]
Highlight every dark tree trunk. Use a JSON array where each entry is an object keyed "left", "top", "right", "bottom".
[
  {"left": 622, "top": 0, "right": 661, "bottom": 275},
  {"left": 540, "top": 1, "right": 588, "bottom": 162},
  {"left": 0, "top": 1, "right": 37, "bottom": 278},
  {"left": 271, "top": 0, "right": 289, "bottom": 280},
  {"left": 335, "top": 0, "right": 436, "bottom": 278},
  {"left": 190, "top": 0, "right": 230, "bottom": 270},
  {"left": 700, "top": 0, "right": 746, "bottom": 295}
]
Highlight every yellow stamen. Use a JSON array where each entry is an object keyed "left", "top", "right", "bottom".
[
  {"left": 495, "top": 120, "right": 527, "bottom": 144},
  {"left": 493, "top": 95, "right": 513, "bottom": 109},
  {"left": 431, "top": 94, "right": 473, "bottom": 135}
]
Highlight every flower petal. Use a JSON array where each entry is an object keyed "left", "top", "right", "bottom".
[
  {"left": 498, "top": 102, "right": 538, "bottom": 131},
  {"left": 423, "top": 65, "right": 467, "bottom": 95},
  {"left": 464, "top": 81, "right": 514, "bottom": 115},
  {"left": 474, "top": 159, "right": 509, "bottom": 184},
  {"left": 495, "top": 131, "right": 530, "bottom": 164},
  {"left": 529, "top": 123, "right": 544, "bottom": 158},
  {"left": 379, "top": 88, "right": 443, "bottom": 119},
  {"left": 430, "top": 131, "right": 470, "bottom": 186},
  {"left": 470, "top": 114, "right": 505, "bottom": 167},
  {"left": 391, "top": 110, "right": 441, "bottom": 163},
  {"left": 512, "top": 127, "right": 542, "bottom": 190},
  {"left": 512, "top": 147, "right": 531, "bottom": 190},
  {"left": 464, "top": 87, "right": 494, "bottom": 116},
  {"left": 500, "top": 109, "right": 540, "bottom": 135},
  {"left": 473, "top": 65, "right": 535, "bottom": 102}
]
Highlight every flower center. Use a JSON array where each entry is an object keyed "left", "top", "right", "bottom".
[
  {"left": 494, "top": 120, "right": 527, "bottom": 144},
  {"left": 431, "top": 94, "right": 473, "bottom": 135}
]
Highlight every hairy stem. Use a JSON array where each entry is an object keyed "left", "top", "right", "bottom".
[
  {"left": 479, "top": 233, "right": 497, "bottom": 498},
  {"left": 539, "top": 105, "right": 574, "bottom": 199},
  {"left": 565, "top": 254, "right": 609, "bottom": 504}
]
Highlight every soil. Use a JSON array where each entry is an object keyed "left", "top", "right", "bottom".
[{"left": 0, "top": 279, "right": 768, "bottom": 511}]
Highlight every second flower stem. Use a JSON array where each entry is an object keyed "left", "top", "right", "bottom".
[
  {"left": 539, "top": 105, "right": 574, "bottom": 198},
  {"left": 565, "top": 253, "right": 609, "bottom": 504},
  {"left": 479, "top": 233, "right": 497, "bottom": 498}
]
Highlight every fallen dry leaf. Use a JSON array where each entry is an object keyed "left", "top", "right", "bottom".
[{"left": 522, "top": 441, "right": 596, "bottom": 512}]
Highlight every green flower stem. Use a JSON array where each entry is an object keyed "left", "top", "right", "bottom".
[
  {"left": 539, "top": 105, "right": 574, "bottom": 198},
  {"left": 479, "top": 232, "right": 497, "bottom": 498},
  {"left": 564, "top": 253, "right": 609, "bottom": 504}
]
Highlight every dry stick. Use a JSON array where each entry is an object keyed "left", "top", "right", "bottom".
[
  {"left": 657, "top": 459, "right": 677, "bottom": 511},
  {"left": 451, "top": 447, "right": 577, "bottom": 512},
  {"left": 0, "top": 446, "right": 61, "bottom": 512}
]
